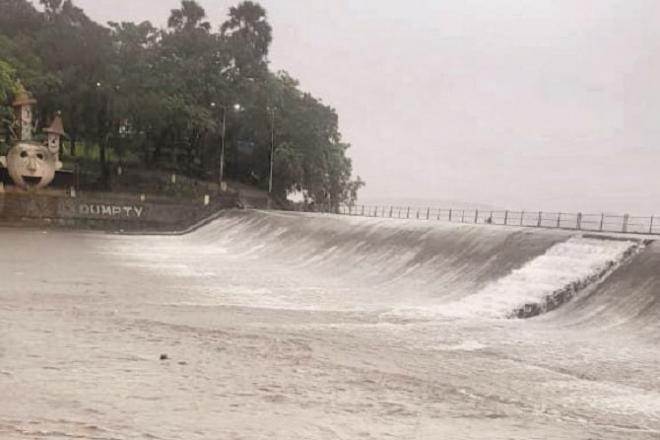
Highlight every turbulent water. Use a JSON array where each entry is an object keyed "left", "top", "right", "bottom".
[{"left": 1, "top": 210, "right": 659, "bottom": 439}]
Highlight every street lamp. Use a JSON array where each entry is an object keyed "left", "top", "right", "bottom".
[
  {"left": 95, "top": 81, "right": 119, "bottom": 189},
  {"left": 268, "top": 106, "right": 275, "bottom": 195},
  {"left": 211, "top": 102, "right": 242, "bottom": 186}
]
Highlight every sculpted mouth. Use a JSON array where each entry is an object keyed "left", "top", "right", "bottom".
[{"left": 22, "top": 176, "right": 43, "bottom": 187}]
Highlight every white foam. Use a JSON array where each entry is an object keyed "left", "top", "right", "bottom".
[{"left": 440, "top": 237, "right": 637, "bottom": 318}]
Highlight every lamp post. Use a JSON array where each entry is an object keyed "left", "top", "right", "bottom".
[
  {"left": 96, "top": 81, "right": 118, "bottom": 189},
  {"left": 268, "top": 106, "right": 275, "bottom": 195},
  {"left": 211, "top": 102, "right": 241, "bottom": 187}
]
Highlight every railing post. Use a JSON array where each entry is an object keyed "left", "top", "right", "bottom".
[
  {"left": 556, "top": 213, "right": 562, "bottom": 228},
  {"left": 461, "top": 210, "right": 465, "bottom": 223},
  {"left": 600, "top": 213, "right": 605, "bottom": 231},
  {"left": 622, "top": 214, "right": 629, "bottom": 233},
  {"left": 361, "top": 205, "right": 365, "bottom": 216},
  {"left": 537, "top": 211, "right": 542, "bottom": 228},
  {"left": 577, "top": 212, "right": 582, "bottom": 230},
  {"left": 504, "top": 210, "right": 509, "bottom": 226},
  {"left": 449, "top": 208, "right": 453, "bottom": 222},
  {"left": 406, "top": 207, "right": 410, "bottom": 219},
  {"left": 474, "top": 209, "right": 479, "bottom": 224},
  {"left": 389, "top": 206, "right": 393, "bottom": 218},
  {"left": 426, "top": 207, "right": 430, "bottom": 220},
  {"left": 650, "top": 216, "right": 655, "bottom": 234},
  {"left": 520, "top": 210, "right": 525, "bottom": 226}
]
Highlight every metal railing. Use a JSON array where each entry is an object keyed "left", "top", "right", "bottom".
[{"left": 328, "top": 205, "right": 659, "bottom": 236}]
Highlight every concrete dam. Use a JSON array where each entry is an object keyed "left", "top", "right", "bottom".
[
  {"left": 1, "top": 210, "right": 659, "bottom": 439},
  {"left": 184, "top": 210, "right": 658, "bottom": 324}
]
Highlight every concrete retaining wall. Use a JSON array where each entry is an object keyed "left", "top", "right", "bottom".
[{"left": 0, "top": 192, "right": 238, "bottom": 232}]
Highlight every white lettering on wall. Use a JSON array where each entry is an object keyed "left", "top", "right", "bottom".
[{"left": 78, "top": 204, "right": 146, "bottom": 219}]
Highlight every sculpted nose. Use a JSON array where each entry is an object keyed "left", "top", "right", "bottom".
[{"left": 27, "top": 158, "right": 38, "bottom": 172}]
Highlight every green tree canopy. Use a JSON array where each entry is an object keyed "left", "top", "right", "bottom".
[
  {"left": 0, "top": 0, "right": 364, "bottom": 205},
  {"left": 0, "top": 59, "right": 17, "bottom": 142}
]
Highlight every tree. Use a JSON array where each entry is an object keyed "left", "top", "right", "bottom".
[
  {"left": 0, "top": 0, "right": 44, "bottom": 38},
  {"left": 167, "top": 0, "right": 210, "bottom": 32},
  {"left": 155, "top": 1, "right": 227, "bottom": 171},
  {"left": 40, "top": 0, "right": 63, "bottom": 16},
  {"left": 0, "top": 61, "right": 16, "bottom": 105},
  {"left": 0, "top": 60, "right": 17, "bottom": 142},
  {"left": 0, "top": 0, "right": 365, "bottom": 203},
  {"left": 221, "top": 1, "right": 272, "bottom": 79},
  {"left": 246, "top": 71, "right": 363, "bottom": 207}
]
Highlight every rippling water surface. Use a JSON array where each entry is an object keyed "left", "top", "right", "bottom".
[{"left": 1, "top": 211, "right": 658, "bottom": 439}]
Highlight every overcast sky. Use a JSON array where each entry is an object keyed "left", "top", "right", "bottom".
[{"left": 70, "top": 0, "right": 660, "bottom": 213}]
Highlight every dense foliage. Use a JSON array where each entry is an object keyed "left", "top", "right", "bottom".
[{"left": 0, "top": 0, "right": 363, "bottom": 206}]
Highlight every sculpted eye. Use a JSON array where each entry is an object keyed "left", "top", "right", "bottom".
[
  {"left": 20, "top": 151, "right": 28, "bottom": 158},
  {"left": 37, "top": 153, "right": 45, "bottom": 160}
]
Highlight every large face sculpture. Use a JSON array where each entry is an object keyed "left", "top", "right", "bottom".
[{"left": 0, "top": 142, "right": 62, "bottom": 190}]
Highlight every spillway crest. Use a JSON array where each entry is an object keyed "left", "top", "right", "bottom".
[{"left": 128, "top": 210, "right": 658, "bottom": 327}]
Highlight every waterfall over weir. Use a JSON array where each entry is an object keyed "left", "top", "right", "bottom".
[
  {"left": 439, "top": 237, "right": 641, "bottom": 319},
  {"left": 153, "top": 210, "right": 658, "bottom": 325}
]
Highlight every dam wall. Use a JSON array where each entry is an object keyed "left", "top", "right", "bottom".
[
  {"left": 187, "top": 210, "right": 657, "bottom": 324},
  {"left": 189, "top": 211, "right": 569, "bottom": 307}
]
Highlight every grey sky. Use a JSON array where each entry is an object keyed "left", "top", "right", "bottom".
[{"left": 71, "top": 0, "right": 660, "bottom": 213}]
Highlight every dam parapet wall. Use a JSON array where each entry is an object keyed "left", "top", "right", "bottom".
[{"left": 0, "top": 191, "right": 239, "bottom": 232}]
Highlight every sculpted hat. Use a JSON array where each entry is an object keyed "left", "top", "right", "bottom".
[
  {"left": 44, "top": 112, "right": 67, "bottom": 137},
  {"left": 12, "top": 81, "right": 37, "bottom": 107}
]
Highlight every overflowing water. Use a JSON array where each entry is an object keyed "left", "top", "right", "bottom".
[
  {"left": 437, "top": 237, "right": 640, "bottom": 319},
  {"left": 0, "top": 210, "right": 658, "bottom": 439}
]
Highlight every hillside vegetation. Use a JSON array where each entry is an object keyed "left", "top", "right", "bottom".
[{"left": 0, "top": 0, "right": 363, "bottom": 207}]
